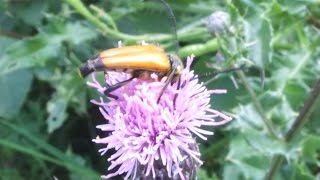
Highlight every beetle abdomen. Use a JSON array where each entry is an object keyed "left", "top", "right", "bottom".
[
  {"left": 100, "top": 51, "right": 170, "bottom": 72},
  {"left": 79, "top": 44, "right": 171, "bottom": 78}
]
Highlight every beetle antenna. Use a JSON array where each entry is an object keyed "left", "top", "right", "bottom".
[
  {"left": 195, "top": 65, "right": 248, "bottom": 80},
  {"left": 157, "top": 0, "right": 180, "bottom": 54}
]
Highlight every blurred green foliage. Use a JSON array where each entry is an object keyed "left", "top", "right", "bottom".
[{"left": 0, "top": 0, "right": 319, "bottom": 179}]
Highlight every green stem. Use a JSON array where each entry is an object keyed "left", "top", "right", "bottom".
[
  {"left": 179, "top": 38, "right": 219, "bottom": 58},
  {"left": 171, "top": 3, "right": 212, "bottom": 14},
  {"left": 89, "top": 5, "right": 118, "bottom": 31},
  {"left": 178, "top": 27, "right": 209, "bottom": 42},
  {"left": 285, "top": 79, "right": 320, "bottom": 141},
  {"left": 264, "top": 155, "right": 285, "bottom": 180},
  {"left": 179, "top": 16, "right": 208, "bottom": 33},
  {"left": 65, "top": 0, "right": 139, "bottom": 40},
  {"left": 237, "top": 70, "right": 280, "bottom": 139},
  {"left": 264, "top": 79, "right": 320, "bottom": 179},
  {"left": 272, "top": 43, "right": 294, "bottom": 50},
  {"left": 65, "top": 0, "right": 209, "bottom": 45}
]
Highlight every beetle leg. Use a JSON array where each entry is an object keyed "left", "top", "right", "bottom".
[
  {"left": 157, "top": 66, "right": 177, "bottom": 103},
  {"left": 105, "top": 93, "right": 119, "bottom": 100},
  {"left": 173, "top": 76, "right": 181, "bottom": 108},
  {"left": 102, "top": 71, "right": 117, "bottom": 99},
  {"left": 104, "top": 77, "right": 135, "bottom": 97}
]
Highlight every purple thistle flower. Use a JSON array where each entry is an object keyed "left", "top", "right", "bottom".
[{"left": 88, "top": 54, "right": 232, "bottom": 179}]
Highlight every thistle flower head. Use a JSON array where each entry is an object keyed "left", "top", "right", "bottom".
[{"left": 88, "top": 54, "right": 232, "bottom": 179}]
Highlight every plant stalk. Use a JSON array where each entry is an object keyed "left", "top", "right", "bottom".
[
  {"left": 237, "top": 70, "right": 280, "bottom": 139},
  {"left": 264, "top": 79, "right": 320, "bottom": 179}
]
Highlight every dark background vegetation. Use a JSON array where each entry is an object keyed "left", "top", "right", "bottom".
[{"left": 0, "top": 0, "right": 319, "bottom": 179}]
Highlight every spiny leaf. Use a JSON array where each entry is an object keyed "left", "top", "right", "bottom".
[{"left": 0, "top": 21, "right": 97, "bottom": 76}]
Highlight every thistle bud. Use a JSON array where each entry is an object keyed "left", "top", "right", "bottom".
[{"left": 207, "top": 11, "right": 230, "bottom": 36}]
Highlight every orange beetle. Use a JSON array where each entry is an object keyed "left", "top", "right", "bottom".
[
  {"left": 79, "top": 0, "right": 183, "bottom": 102},
  {"left": 79, "top": 44, "right": 183, "bottom": 102}
]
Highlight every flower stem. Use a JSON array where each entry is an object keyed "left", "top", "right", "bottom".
[
  {"left": 285, "top": 79, "right": 320, "bottom": 141},
  {"left": 237, "top": 70, "right": 280, "bottom": 139},
  {"left": 179, "top": 38, "right": 219, "bottom": 58},
  {"left": 65, "top": 0, "right": 142, "bottom": 40},
  {"left": 89, "top": 5, "right": 118, "bottom": 31},
  {"left": 178, "top": 28, "right": 209, "bottom": 42},
  {"left": 65, "top": 0, "right": 170, "bottom": 41},
  {"left": 264, "top": 79, "right": 320, "bottom": 179},
  {"left": 65, "top": 0, "right": 210, "bottom": 45},
  {"left": 263, "top": 154, "right": 285, "bottom": 180}
]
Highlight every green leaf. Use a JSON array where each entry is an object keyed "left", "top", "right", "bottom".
[
  {"left": 0, "top": 37, "right": 16, "bottom": 55},
  {"left": 258, "top": 18, "right": 273, "bottom": 65},
  {"left": 245, "top": 17, "right": 273, "bottom": 68},
  {"left": 301, "top": 135, "right": 320, "bottom": 163},
  {"left": 47, "top": 95, "right": 68, "bottom": 134},
  {"left": 0, "top": 36, "right": 61, "bottom": 76},
  {"left": 197, "top": 168, "right": 218, "bottom": 180},
  {"left": 42, "top": 19, "right": 98, "bottom": 45},
  {"left": 0, "top": 121, "right": 101, "bottom": 179},
  {"left": 284, "top": 80, "right": 309, "bottom": 110},
  {"left": 276, "top": 0, "right": 316, "bottom": 15},
  {"left": 0, "top": 69, "right": 33, "bottom": 118},
  {"left": 0, "top": 168, "right": 23, "bottom": 180},
  {"left": 9, "top": 0, "right": 47, "bottom": 26},
  {"left": 259, "top": 91, "right": 282, "bottom": 112},
  {"left": 0, "top": 0, "right": 8, "bottom": 10},
  {"left": 226, "top": 2, "right": 240, "bottom": 24},
  {"left": 223, "top": 164, "right": 246, "bottom": 180},
  {"left": 292, "top": 163, "right": 315, "bottom": 180},
  {"left": 0, "top": 21, "right": 97, "bottom": 76},
  {"left": 225, "top": 136, "right": 270, "bottom": 179},
  {"left": 47, "top": 70, "right": 85, "bottom": 133}
]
